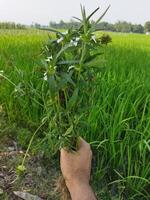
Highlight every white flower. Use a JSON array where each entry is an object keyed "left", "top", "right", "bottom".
[
  {"left": 75, "top": 37, "right": 80, "bottom": 42},
  {"left": 57, "top": 37, "right": 64, "bottom": 43},
  {"left": 91, "top": 35, "right": 97, "bottom": 43},
  {"left": 70, "top": 40, "right": 78, "bottom": 47},
  {"left": 43, "top": 72, "right": 48, "bottom": 81},
  {"left": 67, "top": 65, "right": 75, "bottom": 72},
  {"left": 74, "top": 41, "right": 78, "bottom": 46},
  {"left": 45, "top": 56, "right": 53, "bottom": 62}
]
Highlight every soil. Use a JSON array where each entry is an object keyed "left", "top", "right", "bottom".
[{"left": 0, "top": 136, "right": 60, "bottom": 200}]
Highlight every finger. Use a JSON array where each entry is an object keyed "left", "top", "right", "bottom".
[
  {"left": 60, "top": 148, "right": 76, "bottom": 157},
  {"left": 60, "top": 148, "right": 69, "bottom": 156},
  {"left": 78, "top": 137, "right": 91, "bottom": 153}
]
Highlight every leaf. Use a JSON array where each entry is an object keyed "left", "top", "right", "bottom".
[
  {"left": 144, "top": 140, "right": 150, "bottom": 152},
  {"left": 38, "top": 27, "right": 64, "bottom": 36},
  {"left": 84, "top": 52, "right": 103, "bottom": 63},
  {"left": 80, "top": 4, "right": 86, "bottom": 22},
  {"left": 13, "top": 191, "right": 42, "bottom": 200},
  {"left": 56, "top": 43, "right": 74, "bottom": 59},
  {"left": 57, "top": 60, "right": 80, "bottom": 65},
  {"left": 95, "top": 5, "right": 111, "bottom": 25},
  {"left": 87, "top": 7, "right": 100, "bottom": 20},
  {"left": 17, "top": 165, "right": 26, "bottom": 173},
  {"left": 48, "top": 75, "right": 57, "bottom": 97},
  {"left": 63, "top": 125, "right": 73, "bottom": 136},
  {"left": 61, "top": 72, "right": 75, "bottom": 87},
  {"left": 73, "top": 16, "right": 82, "bottom": 22},
  {"left": 67, "top": 88, "right": 79, "bottom": 110}
]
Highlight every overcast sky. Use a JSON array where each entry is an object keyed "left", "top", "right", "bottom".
[{"left": 0, "top": 0, "right": 150, "bottom": 25}]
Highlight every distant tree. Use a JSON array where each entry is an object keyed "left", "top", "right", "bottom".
[
  {"left": 115, "top": 21, "right": 132, "bottom": 33},
  {"left": 96, "top": 22, "right": 115, "bottom": 32},
  {"left": 48, "top": 20, "right": 145, "bottom": 34},
  {"left": 34, "top": 23, "right": 41, "bottom": 28},
  {"left": 69, "top": 19, "right": 80, "bottom": 29},
  {"left": 132, "top": 24, "right": 144, "bottom": 33},
  {"left": 144, "top": 21, "right": 150, "bottom": 33},
  {"left": 0, "top": 22, "right": 26, "bottom": 29},
  {"left": 59, "top": 20, "right": 66, "bottom": 29},
  {"left": 49, "top": 21, "right": 57, "bottom": 28},
  {"left": 49, "top": 20, "right": 80, "bottom": 29}
]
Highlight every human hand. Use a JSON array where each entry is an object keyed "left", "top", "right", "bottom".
[{"left": 60, "top": 138, "right": 92, "bottom": 189}]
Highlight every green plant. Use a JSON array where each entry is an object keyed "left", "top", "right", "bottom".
[{"left": 41, "top": 5, "right": 111, "bottom": 151}]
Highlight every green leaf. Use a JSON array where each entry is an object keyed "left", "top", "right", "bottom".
[
  {"left": 56, "top": 43, "right": 73, "bottom": 59},
  {"left": 16, "top": 165, "right": 26, "bottom": 175},
  {"left": 61, "top": 72, "right": 75, "bottom": 87},
  {"left": 48, "top": 75, "right": 57, "bottom": 97},
  {"left": 87, "top": 7, "right": 100, "bottom": 20},
  {"left": 63, "top": 125, "right": 74, "bottom": 136},
  {"left": 84, "top": 52, "right": 103, "bottom": 63},
  {"left": 81, "top": 5, "right": 86, "bottom": 22},
  {"left": 95, "top": 5, "right": 110, "bottom": 25},
  {"left": 67, "top": 88, "right": 79, "bottom": 110},
  {"left": 73, "top": 16, "right": 82, "bottom": 22},
  {"left": 38, "top": 27, "right": 64, "bottom": 36},
  {"left": 57, "top": 60, "right": 80, "bottom": 65}
]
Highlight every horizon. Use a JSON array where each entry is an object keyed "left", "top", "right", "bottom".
[
  {"left": 0, "top": 0, "right": 150, "bottom": 26},
  {"left": 0, "top": 19, "right": 148, "bottom": 27}
]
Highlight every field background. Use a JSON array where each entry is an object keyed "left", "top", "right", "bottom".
[{"left": 0, "top": 30, "right": 150, "bottom": 199}]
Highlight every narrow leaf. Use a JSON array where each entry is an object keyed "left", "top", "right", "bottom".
[
  {"left": 87, "top": 7, "right": 100, "bottom": 20},
  {"left": 95, "top": 5, "right": 110, "bottom": 25},
  {"left": 73, "top": 16, "right": 82, "bottom": 22},
  {"left": 57, "top": 60, "right": 80, "bottom": 65},
  {"left": 38, "top": 27, "right": 64, "bottom": 36},
  {"left": 56, "top": 43, "right": 73, "bottom": 59},
  {"left": 63, "top": 125, "right": 73, "bottom": 136},
  {"left": 67, "top": 88, "right": 79, "bottom": 110}
]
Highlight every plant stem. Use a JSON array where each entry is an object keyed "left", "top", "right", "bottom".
[{"left": 21, "top": 120, "right": 46, "bottom": 167}]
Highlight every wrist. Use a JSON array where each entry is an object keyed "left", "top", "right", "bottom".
[
  {"left": 66, "top": 180, "right": 96, "bottom": 200},
  {"left": 66, "top": 178, "right": 90, "bottom": 193}
]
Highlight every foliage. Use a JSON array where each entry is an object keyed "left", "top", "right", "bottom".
[
  {"left": 96, "top": 21, "right": 116, "bottom": 32},
  {"left": 0, "top": 29, "right": 150, "bottom": 199},
  {"left": 100, "top": 34, "right": 112, "bottom": 45},
  {"left": 49, "top": 20, "right": 145, "bottom": 34},
  {"left": 0, "top": 22, "right": 26, "bottom": 29},
  {"left": 0, "top": 19, "right": 145, "bottom": 34},
  {"left": 41, "top": 6, "right": 111, "bottom": 151},
  {"left": 144, "top": 21, "right": 150, "bottom": 33},
  {"left": 132, "top": 24, "right": 144, "bottom": 33}
]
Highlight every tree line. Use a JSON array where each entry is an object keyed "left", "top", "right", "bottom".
[
  {"left": 49, "top": 20, "right": 150, "bottom": 34},
  {"left": 1, "top": 21, "right": 150, "bottom": 34},
  {"left": 0, "top": 22, "right": 26, "bottom": 29}
]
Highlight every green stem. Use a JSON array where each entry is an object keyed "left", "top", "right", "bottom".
[
  {"left": 21, "top": 120, "right": 46, "bottom": 166},
  {"left": 0, "top": 74, "right": 17, "bottom": 87}
]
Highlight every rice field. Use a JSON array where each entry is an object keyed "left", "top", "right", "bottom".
[{"left": 0, "top": 30, "right": 150, "bottom": 199}]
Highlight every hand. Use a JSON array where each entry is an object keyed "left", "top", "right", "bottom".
[{"left": 60, "top": 138, "right": 92, "bottom": 188}]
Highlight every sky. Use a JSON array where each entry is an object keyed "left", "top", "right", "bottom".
[{"left": 0, "top": 0, "right": 150, "bottom": 25}]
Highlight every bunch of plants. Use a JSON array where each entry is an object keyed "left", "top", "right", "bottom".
[
  {"left": 39, "top": 5, "right": 111, "bottom": 152},
  {"left": 0, "top": 5, "right": 111, "bottom": 165}
]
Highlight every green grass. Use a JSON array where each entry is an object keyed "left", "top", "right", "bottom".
[
  {"left": 0, "top": 30, "right": 150, "bottom": 199},
  {"left": 0, "top": 29, "right": 47, "bottom": 123}
]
